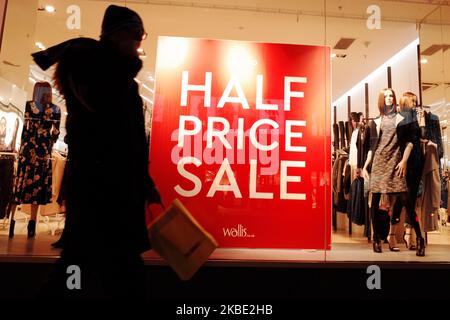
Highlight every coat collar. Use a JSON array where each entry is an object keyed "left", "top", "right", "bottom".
[{"left": 395, "top": 112, "right": 404, "bottom": 127}]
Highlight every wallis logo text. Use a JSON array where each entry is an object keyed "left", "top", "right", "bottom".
[{"left": 223, "top": 224, "right": 255, "bottom": 238}]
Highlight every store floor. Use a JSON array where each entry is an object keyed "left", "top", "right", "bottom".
[{"left": 1, "top": 214, "right": 450, "bottom": 264}]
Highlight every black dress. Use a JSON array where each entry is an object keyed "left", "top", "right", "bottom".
[{"left": 13, "top": 101, "right": 61, "bottom": 204}]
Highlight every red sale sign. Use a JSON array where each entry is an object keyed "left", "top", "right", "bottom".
[{"left": 149, "top": 37, "right": 331, "bottom": 249}]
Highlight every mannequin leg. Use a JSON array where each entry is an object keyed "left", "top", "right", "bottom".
[
  {"left": 387, "top": 195, "right": 401, "bottom": 251},
  {"left": 387, "top": 224, "right": 400, "bottom": 251},
  {"left": 371, "top": 193, "right": 382, "bottom": 253},
  {"left": 398, "top": 192, "right": 425, "bottom": 256},
  {"left": 30, "top": 204, "right": 39, "bottom": 221},
  {"left": 405, "top": 173, "right": 420, "bottom": 250},
  {"left": 8, "top": 203, "right": 17, "bottom": 239},
  {"left": 403, "top": 226, "right": 416, "bottom": 250},
  {"left": 27, "top": 204, "right": 39, "bottom": 239}
]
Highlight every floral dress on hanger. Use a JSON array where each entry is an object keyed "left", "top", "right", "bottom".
[{"left": 13, "top": 100, "right": 61, "bottom": 204}]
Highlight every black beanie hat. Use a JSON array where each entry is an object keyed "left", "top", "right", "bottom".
[{"left": 100, "top": 5, "right": 144, "bottom": 38}]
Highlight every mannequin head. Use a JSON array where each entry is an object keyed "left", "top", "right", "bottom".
[
  {"left": 399, "top": 92, "right": 417, "bottom": 111},
  {"left": 377, "top": 88, "right": 397, "bottom": 116},
  {"left": 350, "top": 112, "right": 361, "bottom": 129},
  {"left": 32, "top": 82, "right": 52, "bottom": 106},
  {"left": 359, "top": 113, "right": 366, "bottom": 125}
]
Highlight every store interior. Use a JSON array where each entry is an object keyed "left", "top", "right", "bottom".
[{"left": 0, "top": 0, "right": 449, "bottom": 262}]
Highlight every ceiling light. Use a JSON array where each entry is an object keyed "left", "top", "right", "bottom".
[
  {"left": 420, "top": 58, "right": 428, "bottom": 64},
  {"left": 38, "top": 5, "right": 56, "bottom": 13},
  {"left": 35, "top": 42, "right": 46, "bottom": 50},
  {"left": 331, "top": 53, "right": 337, "bottom": 58},
  {"left": 45, "top": 5, "right": 55, "bottom": 13}
]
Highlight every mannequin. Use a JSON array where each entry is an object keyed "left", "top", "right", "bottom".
[
  {"left": 391, "top": 92, "right": 424, "bottom": 249},
  {"left": 9, "top": 82, "right": 61, "bottom": 238},
  {"left": 363, "top": 88, "right": 425, "bottom": 256}
]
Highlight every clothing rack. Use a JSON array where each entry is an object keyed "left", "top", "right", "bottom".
[
  {"left": 25, "top": 117, "right": 60, "bottom": 123},
  {"left": 0, "top": 151, "right": 16, "bottom": 156}
]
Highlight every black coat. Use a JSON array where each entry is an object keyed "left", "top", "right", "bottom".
[
  {"left": 424, "top": 111, "right": 443, "bottom": 159},
  {"left": 33, "top": 38, "right": 160, "bottom": 255},
  {"left": 356, "top": 124, "right": 370, "bottom": 169},
  {"left": 347, "top": 177, "right": 365, "bottom": 226}
]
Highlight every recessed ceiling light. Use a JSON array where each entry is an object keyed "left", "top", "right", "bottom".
[
  {"left": 44, "top": 5, "right": 55, "bottom": 13},
  {"left": 331, "top": 53, "right": 337, "bottom": 58},
  {"left": 35, "top": 42, "right": 46, "bottom": 50},
  {"left": 420, "top": 58, "right": 428, "bottom": 64}
]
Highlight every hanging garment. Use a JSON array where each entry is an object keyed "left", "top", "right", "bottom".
[
  {"left": 349, "top": 128, "right": 359, "bottom": 169},
  {"left": 363, "top": 195, "right": 371, "bottom": 239},
  {"left": 424, "top": 111, "right": 443, "bottom": 159},
  {"left": 0, "top": 110, "right": 21, "bottom": 152},
  {"left": 347, "top": 176, "right": 365, "bottom": 225},
  {"left": 332, "top": 151, "right": 348, "bottom": 212},
  {"left": 13, "top": 101, "right": 61, "bottom": 204},
  {"left": 345, "top": 121, "right": 352, "bottom": 148},
  {"left": 343, "top": 159, "right": 351, "bottom": 200},
  {"left": 447, "top": 179, "right": 450, "bottom": 221},
  {"left": 417, "top": 141, "right": 440, "bottom": 232},
  {"left": 0, "top": 156, "right": 15, "bottom": 219},
  {"left": 338, "top": 121, "right": 346, "bottom": 149},
  {"left": 333, "top": 123, "right": 339, "bottom": 152}
]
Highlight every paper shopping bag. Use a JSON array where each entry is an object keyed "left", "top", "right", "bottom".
[{"left": 148, "top": 199, "right": 218, "bottom": 281}]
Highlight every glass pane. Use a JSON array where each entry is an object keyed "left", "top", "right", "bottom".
[
  {"left": 326, "top": 0, "right": 448, "bottom": 262},
  {"left": 420, "top": 6, "right": 448, "bottom": 248},
  {"left": 442, "top": 6, "right": 449, "bottom": 226},
  {"left": 0, "top": 0, "right": 330, "bottom": 263}
]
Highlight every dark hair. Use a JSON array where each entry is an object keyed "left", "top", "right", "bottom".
[
  {"left": 377, "top": 88, "right": 397, "bottom": 115},
  {"left": 350, "top": 112, "right": 361, "bottom": 122}
]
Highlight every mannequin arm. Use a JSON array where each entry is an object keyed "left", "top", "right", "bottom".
[
  {"left": 362, "top": 150, "right": 372, "bottom": 180},
  {"left": 395, "top": 142, "right": 412, "bottom": 177}
]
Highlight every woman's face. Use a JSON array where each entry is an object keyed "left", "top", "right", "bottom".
[
  {"left": 42, "top": 92, "right": 52, "bottom": 104},
  {"left": 408, "top": 96, "right": 417, "bottom": 108},
  {"left": 384, "top": 90, "right": 394, "bottom": 106}
]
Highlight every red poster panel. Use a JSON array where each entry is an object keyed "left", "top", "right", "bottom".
[{"left": 150, "top": 37, "right": 331, "bottom": 249}]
